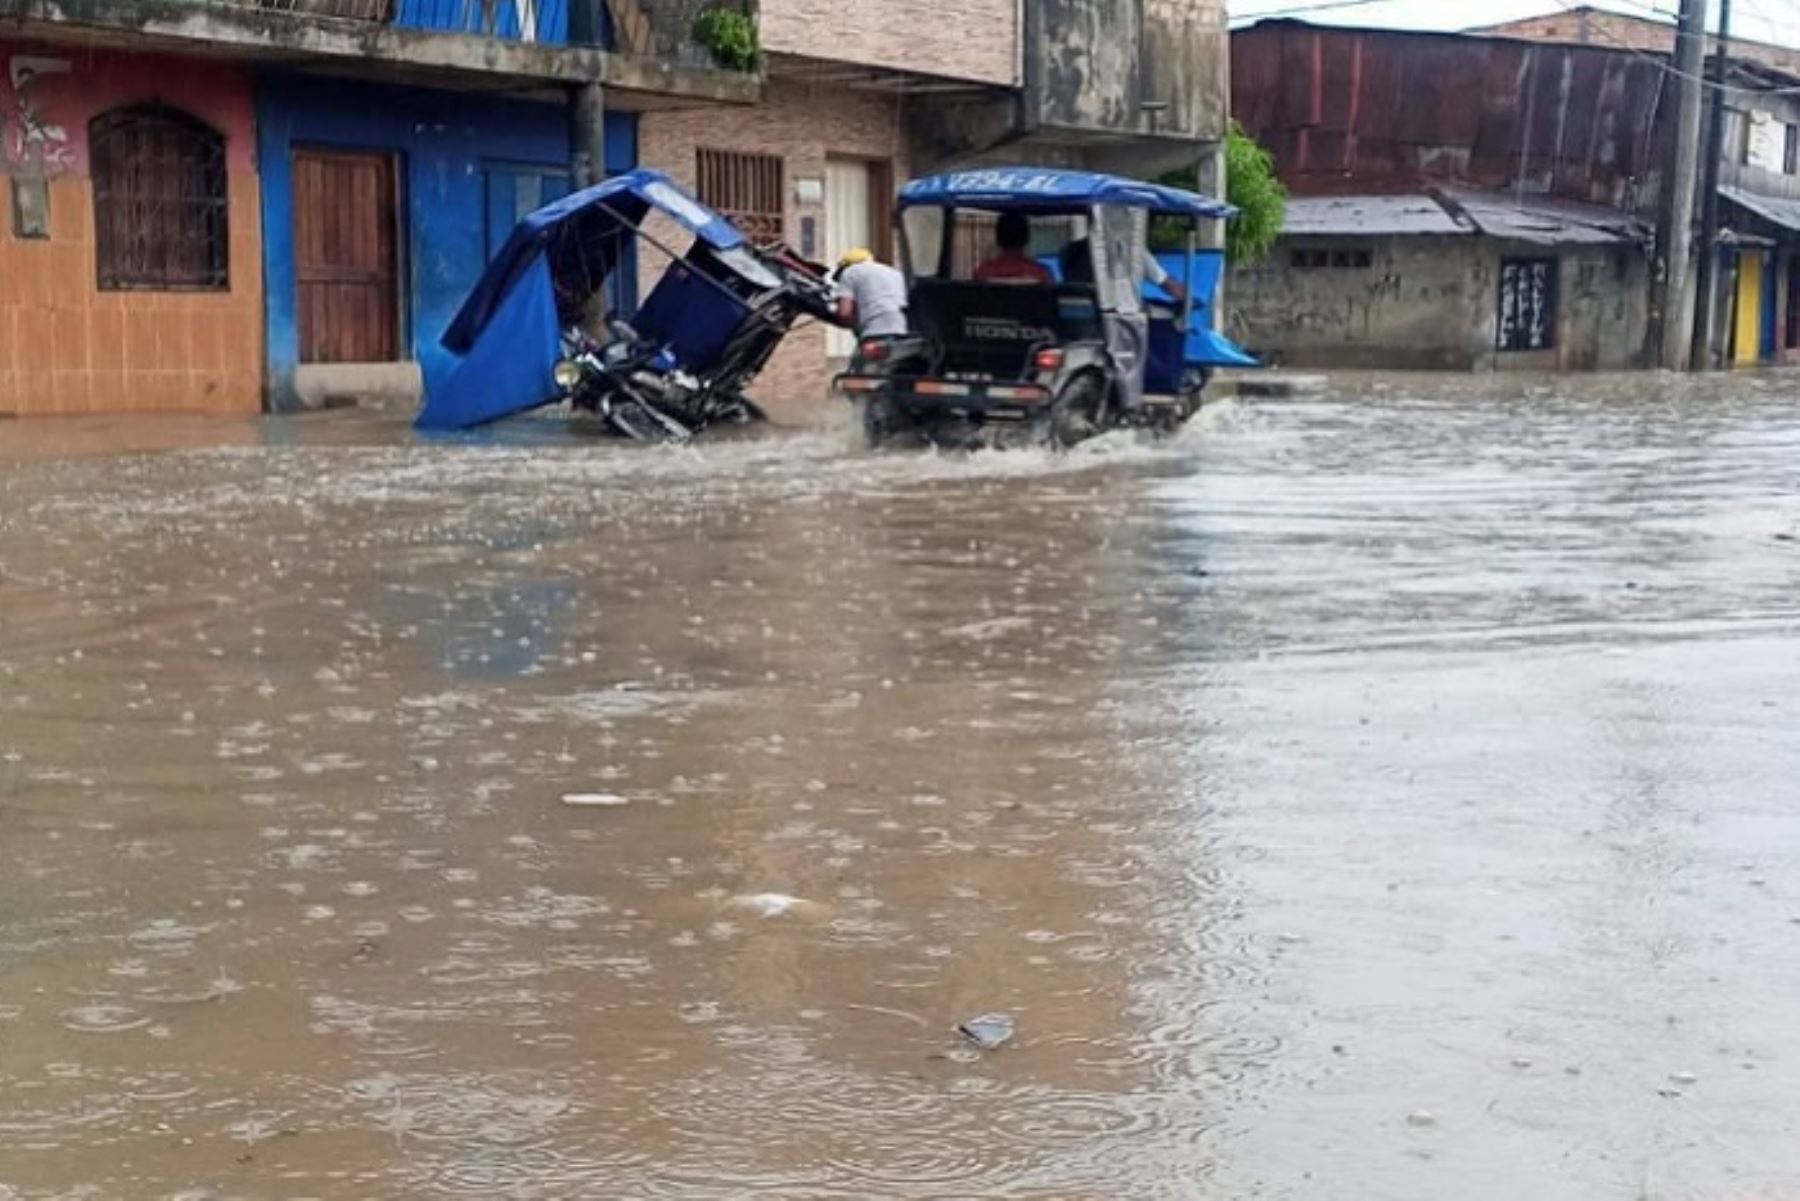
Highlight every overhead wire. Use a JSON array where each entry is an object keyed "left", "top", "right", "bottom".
[{"left": 1538, "top": 0, "right": 1800, "bottom": 95}]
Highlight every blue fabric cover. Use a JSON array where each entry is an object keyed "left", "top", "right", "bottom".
[
  {"left": 633, "top": 263, "right": 751, "bottom": 375},
  {"left": 416, "top": 255, "right": 562, "bottom": 430},
  {"left": 422, "top": 170, "right": 752, "bottom": 431},
  {"left": 1145, "top": 250, "right": 1260, "bottom": 372},
  {"left": 900, "top": 168, "right": 1237, "bottom": 219},
  {"left": 441, "top": 169, "right": 743, "bottom": 355}
]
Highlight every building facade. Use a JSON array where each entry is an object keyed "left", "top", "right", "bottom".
[
  {"left": 0, "top": 0, "right": 745, "bottom": 417},
  {"left": 1482, "top": 9, "right": 1800, "bottom": 369},
  {"left": 641, "top": 0, "right": 1234, "bottom": 418},
  {"left": 0, "top": 42, "right": 264, "bottom": 414},
  {"left": 1232, "top": 193, "right": 1652, "bottom": 371},
  {"left": 0, "top": 0, "right": 1231, "bottom": 419},
  {"left": 1230, "top": 20, "right": 1670, "bottom": 372}
]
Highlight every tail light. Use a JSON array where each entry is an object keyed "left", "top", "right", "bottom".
[
  {"left": 858, "top": 339, "right": 890, "bottom": 363},
  {"left": 1034, "top": 348, "right": 1065, "bottom": 373}
]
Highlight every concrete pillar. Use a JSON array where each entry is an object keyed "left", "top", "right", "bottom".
[
  {"left": 1195, "top": 141, "right": 1227, "bottom": 253},
  {"left": 571, "top": 79, "right": 606, "bottom": 189},
  {"left": 1195, "top": 142, "right": 1227, "bottom": 329},
  {"left": 1656, "top": 0, "right": 1708, "bottom": 371}
]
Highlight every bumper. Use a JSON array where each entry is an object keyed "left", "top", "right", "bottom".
[{"left": 834, "top": 374, "right": 1051, "bottom": 414}]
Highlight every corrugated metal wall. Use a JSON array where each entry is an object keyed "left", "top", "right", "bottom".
[{"left": 1233, "top": 21, "right": 1674, "bottom": 213}]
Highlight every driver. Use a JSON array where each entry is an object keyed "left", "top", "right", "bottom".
[{"left": 974, "top": 213, "right": 1053, "bottom": 285}]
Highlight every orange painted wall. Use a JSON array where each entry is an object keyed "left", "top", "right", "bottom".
[{"left": 0, "top": 43, "right": 264, "bottom": 416}]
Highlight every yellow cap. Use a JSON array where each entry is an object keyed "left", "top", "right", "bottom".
[{"left": 838, "top": 247, "right": 873, "bottom": 269}]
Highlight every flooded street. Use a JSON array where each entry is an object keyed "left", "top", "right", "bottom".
[{"left": 4, "top": 379, "right": 1800, "bottom": 1200}]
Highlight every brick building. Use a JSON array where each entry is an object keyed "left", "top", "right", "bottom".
[{"left": 643, "top": 0, "right": 1233, "bottom": 420}]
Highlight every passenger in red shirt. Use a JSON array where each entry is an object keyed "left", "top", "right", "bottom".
[{"left": 973, "top": 212, "right": 1053, "bottom": 285}]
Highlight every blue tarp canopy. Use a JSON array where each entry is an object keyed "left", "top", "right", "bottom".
[
  {"left": 1146, "top": 250, "right": 1259, "bottom": 369},
  {"left": 899, "top": 167, "right": 1237, "bottom": 219},
  {"left": 419, "top": 170, "right": 745, "bottom": 431},
  {"left": 442, "top": 169, "right": 743, "bottom": 354}
]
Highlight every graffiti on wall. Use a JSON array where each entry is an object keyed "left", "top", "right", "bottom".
[{"left": 4, "top": 55, "right": 74, "bottom": 174}]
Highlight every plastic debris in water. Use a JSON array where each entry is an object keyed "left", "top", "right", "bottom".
[
  {"left": 729, "top": 893, "right": 808, "bottom": 918},
  {"left": 561, "top": 792, "right": 629, "bottom": 808},
  {"left": 958, "top": 1013, "right": 1017, "bottom": 1051}
]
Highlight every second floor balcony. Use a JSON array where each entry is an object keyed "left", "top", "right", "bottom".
[{"left": 0, "top": 0, "right": 760, "bottom": 99}]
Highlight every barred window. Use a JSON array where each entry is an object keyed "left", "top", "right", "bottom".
[
  {"left": 91, "top": 105, "right": 229, "bottom": 292},
  {"left": 696, "top": 148, "right": 784, "bottom": 245},
  {"left": 1497, "top": 258, "right": 1558, "bottom": 352}
]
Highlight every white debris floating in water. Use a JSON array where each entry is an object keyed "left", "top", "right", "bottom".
[
  {"left": 729, "top": 893, "right": 809, "bottom": 919},
  {"left": 561, "top": 793, "right": 630, "bottom": 808}
]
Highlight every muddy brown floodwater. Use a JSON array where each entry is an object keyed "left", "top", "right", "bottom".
[{"left": 4, "top": 379, "right": 1800, "bottom": 1200}]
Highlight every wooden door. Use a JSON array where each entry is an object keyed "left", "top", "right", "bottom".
[{"left": 294, "top": 149, "right": 400, "bottom": 363}]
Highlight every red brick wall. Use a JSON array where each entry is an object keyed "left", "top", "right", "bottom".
[
  {"left": 639, "top": 79, "right": 908, "bottom": 425},
  {"left": 761, "top": 0, "right": 1019, "bottom": 85}
]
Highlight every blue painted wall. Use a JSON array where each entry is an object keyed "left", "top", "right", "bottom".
[{"left": 256, "top": 74, "right": 636, "bottom": 408}]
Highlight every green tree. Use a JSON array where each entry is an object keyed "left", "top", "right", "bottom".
[{"left": 1155, "top": 122, "right": 1287, "bottom": 264}]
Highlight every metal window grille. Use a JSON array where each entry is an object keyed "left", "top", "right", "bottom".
[
  {"left": 696, "top": 148, "right": 784, "bottom": 245},
  {"left": 1497, "top": 257, "right": 1558, "bottom": 352},
  {"left": 92, "top": 105, "right": 229, "bottom": 292}
]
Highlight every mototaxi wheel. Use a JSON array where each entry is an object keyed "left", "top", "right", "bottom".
[
  {"left": 1177, "top": 367, "right": 1213, "bottom": 423},
  {"left": 606, "top": 399, "right": 693, "bottom": 443},
  {"left": 1045, "top": 372, "right": 1109, "bottom": 449},
  {"left": 718, "top": 395, "right": 768, "bottom": 426},
  {"left": 860, "top": 393, "right": 903, "bottom": 449}
]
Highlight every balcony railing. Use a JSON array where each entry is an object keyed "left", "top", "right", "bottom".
[{"left": 177, "top": 0, "right": 752, "bottom": 60}]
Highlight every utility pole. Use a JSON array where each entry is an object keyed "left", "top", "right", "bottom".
[
  {"left": 1693, "top": 0, "right": 1734, "bottom": 370},
  {"left": 1658, "top": 0, "right": 1709, "bottom": 371}
]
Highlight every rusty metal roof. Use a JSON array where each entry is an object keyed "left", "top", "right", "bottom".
[
  {"left": 1445, "top": 190, "right": 1650, "bottom": 245},
  {"left": 1233, "top": 20, "right": 1672, "bottom": 214},
  {"left": 1282, "top": 190, "right": 1647, "bottom": 245},
  {"left": 1281, "top": 195, "right": 1470, "bottom": 236},
  {"left": 1721, "top": 185, "right": 1800, "bottom": 235}
]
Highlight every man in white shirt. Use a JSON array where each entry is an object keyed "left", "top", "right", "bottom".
[
  {"left": 833, "top": 248, "right": 909, "bottom": 338},
  {"left": 1059, "top": 237, "right": 1188, "bottom": 305}
]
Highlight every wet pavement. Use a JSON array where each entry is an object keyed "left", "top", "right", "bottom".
[{"left": 3, "top": 378, "right": 1800, "bottom": 1199}]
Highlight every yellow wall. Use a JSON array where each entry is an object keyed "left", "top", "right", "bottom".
[{"left": 1735, "top": 253, "right": 1765, "bottom": 367}]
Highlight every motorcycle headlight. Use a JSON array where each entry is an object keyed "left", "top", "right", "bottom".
[{"left": 552, "top": 360, "right": 583, "bottom": 390}]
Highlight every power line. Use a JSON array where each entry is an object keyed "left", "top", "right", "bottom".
[{"left": 1541, "top": 0, "right": 1800, "bottom": 94}]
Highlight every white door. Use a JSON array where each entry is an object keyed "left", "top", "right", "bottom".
[{"left": 825, "top": 158, "right": 874, "bottom": 357}]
